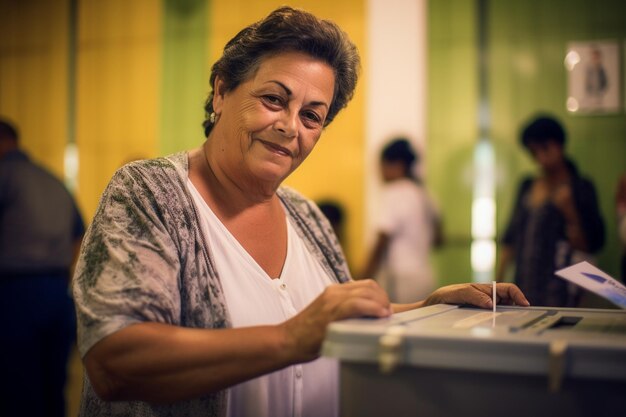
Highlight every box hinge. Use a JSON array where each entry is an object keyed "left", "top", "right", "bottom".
[{"left": 378, "top": 325, "right": 407, "bottom": 374}]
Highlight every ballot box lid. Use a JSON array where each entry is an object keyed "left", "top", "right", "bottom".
[{"left": 322, "top": 304, "right": 626, "bottom": 381}]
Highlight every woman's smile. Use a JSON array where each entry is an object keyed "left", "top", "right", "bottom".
[
  {"left": 206, "top": 50, "right": 335, "bottom": 188},
  {"left": 257, "top": 138, "right": 294, "bottom": 158}
]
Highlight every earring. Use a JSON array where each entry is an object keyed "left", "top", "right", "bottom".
[{"left": 209, "top": 112, "right": 216, "bottom": 124}]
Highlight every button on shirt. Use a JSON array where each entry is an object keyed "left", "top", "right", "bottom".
[{"left": 187, "top": 180, "right": 339, "bottom": 417}]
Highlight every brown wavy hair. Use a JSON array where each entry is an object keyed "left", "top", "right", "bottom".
[{"left": 202, "top": 6, "right": 360, "bottom": 136}]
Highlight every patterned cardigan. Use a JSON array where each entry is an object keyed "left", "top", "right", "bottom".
[{"left": 72, "top": 151, "right": 351, "bottom": 417}]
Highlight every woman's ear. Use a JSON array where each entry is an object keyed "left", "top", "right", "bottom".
[{"left": 213, "top": 76, "right": 226, "bottom": 115}]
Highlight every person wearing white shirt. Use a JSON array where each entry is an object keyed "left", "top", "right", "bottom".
[{"left": 361, "top": 138, "right": 443, "bottom": 303}]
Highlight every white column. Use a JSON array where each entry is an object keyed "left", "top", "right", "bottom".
[{"left": 365, "top": 0, "right": 427, "bottom": 244}]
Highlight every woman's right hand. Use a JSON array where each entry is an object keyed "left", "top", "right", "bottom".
[{"left": 281, "top": 279, "right": 392, "bottom": 362}]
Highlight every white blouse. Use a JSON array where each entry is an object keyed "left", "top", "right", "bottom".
[
  {"left": 187, "top": 179, "right": 339, "bottom": 417},
  {"left": 376, "top": 178, "right": 437, "bottom": 302}
]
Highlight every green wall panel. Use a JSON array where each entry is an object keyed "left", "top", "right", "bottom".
[
  {"left": 160, "top": 0, "right": 209, "bottom": 154},
  {"left": 429, "top": 0, "right": 626, "bottom": 288},
  {"left": 428, "top": 0, "right": 478, "bottom": 285},
  {"left": 490, "top": 0, "right": 626, "bottom": 284}
]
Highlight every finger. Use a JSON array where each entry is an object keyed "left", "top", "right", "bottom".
[
  {"left": 347, "top": 285, "right": 390, "bottom": 307},
  {"left": 342, "top": 280, "right": 390, "bottom": 307},
  {"left": 321, "top": 282, "right": 391, "bottom": 321},
  {"left": 496, "top": 283, "right": 530, "bottom": 306},
  {"left": 465, "top": 287, "right": 494, "bottom": 309},
  {"left": 343, "top": 278, "right": 381, "bottom": 291},
  {"left": 444, "top": 284, "right": 493, "bottom": 309},
  {"left": 336, "top": 297, "right": 392, "bottom": 319}
]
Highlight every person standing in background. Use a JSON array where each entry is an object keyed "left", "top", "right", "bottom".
[
  {"left": 317, "top": 199, "right": 347, "bottom": 247},
  {"left": 496, "top": 115, "right": 605, "bottom": 307},
  {"left": 317, "top": 199, "right": 352, "bottom": 273},
  {"left": 616, "top": 172, "right": 626, "bottom": 281},
  {"left": 0, "top": 118, "right": 85, "bottom": 417},
  {"left": 361, "top": 138, "right": 443, "bottom": 303}
]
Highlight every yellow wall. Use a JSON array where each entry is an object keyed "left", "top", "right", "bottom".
[
  {"left": 76, "top": 0, "right": 161, "bottom": 220},
  {"left": 0, "top": 0, "right": 70, "bottom": 179},
  {"left": 1, "top": 0, "right": 367, "bottom": 272},
  {"left": 210, "top": 1, "right": 367, "bottom": 270},
  {"left": 0, "top": 0, "right": 162, "bottom": 221}
]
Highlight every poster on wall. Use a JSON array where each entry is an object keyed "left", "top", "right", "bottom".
[{"left": 565, "top": 40, "right": 622, "bottom": 114}]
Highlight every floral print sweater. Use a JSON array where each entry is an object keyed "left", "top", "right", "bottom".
[{"left": 73, "top": 152, "right": 351, "bottom": 417}]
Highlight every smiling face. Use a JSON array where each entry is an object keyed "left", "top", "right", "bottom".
[{"left": 208, "top": 51, "right": 335, "bottom": 191}]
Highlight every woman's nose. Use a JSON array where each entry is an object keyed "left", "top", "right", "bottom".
[{"left": 274, "top": 111, "right": 298, "bottom": 137}]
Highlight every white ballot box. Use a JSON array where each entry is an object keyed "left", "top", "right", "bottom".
[{"left": 322, "top": 304, "right": 626, "bottom": 417}]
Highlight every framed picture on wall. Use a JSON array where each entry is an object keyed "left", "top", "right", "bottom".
[{"left": 565, "top": 40, "right": 622, "bottom": 114}]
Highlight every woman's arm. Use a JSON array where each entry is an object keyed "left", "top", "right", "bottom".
[
  {"left": 85, "top": 322, "right": 292, "bottom": 403},
  {"left": 359, "top": 232, "right": 390, "bottom": 279},
  {"left": 84, "top": 279, "right": 392, "bottom": 404},
  {"left": 554, "top": 180, "right": 605, "bottom": 252}
]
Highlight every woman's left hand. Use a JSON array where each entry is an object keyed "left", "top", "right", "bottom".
[{"left": 421, "top": 282, "right": 530, "bottom": 309}]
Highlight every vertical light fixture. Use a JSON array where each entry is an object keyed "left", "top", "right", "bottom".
[
  {"left": 471, "top": 0, "right": 496, "bottom": 283},
  {"left": 365, "top": 0, "right": 427, "bottom": 251},
  {"left": 471, "top": 141, "right": 496, "bottom": 282},
  {"left": 64, "top": 0, "right": 79, "bottom": 192}
]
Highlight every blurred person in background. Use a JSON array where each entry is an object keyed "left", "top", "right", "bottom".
[
  {"left": 360, "top": 138, "right": 443, "bottom": 303},
  {"left": 0, "top": 118, "right": 85, "bottom": 417},
  {"left": 317, "top": 199, "right": 346, "bottom": 246},
  {"left": 496, "top": 114, "right": 605, "bottom": 307},
  {"left": 317, "top": 199, "right": 353, "bottom": 273}
]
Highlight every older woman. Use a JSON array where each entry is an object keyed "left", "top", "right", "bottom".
[{"left": 73, "top": 6, "right": 529, "bottom": 417}]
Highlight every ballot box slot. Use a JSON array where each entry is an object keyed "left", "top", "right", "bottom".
[{"left": 548, "top": 316, "right": 582, "bottom": 330}]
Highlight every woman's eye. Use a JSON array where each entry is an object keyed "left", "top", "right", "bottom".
[
  {"left": 263, "top": 95, "right": 283, "bottom": 106},
  {"left": 302, "top": 111, "right": 322, "bottom": 124}
]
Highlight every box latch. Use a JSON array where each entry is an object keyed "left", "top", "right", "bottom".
[
  {"left": 378, "top": 325, "right": 407, "bottom": 374},
  {"left": 548, "top": 339, "right": 568, "bottom": 392}
]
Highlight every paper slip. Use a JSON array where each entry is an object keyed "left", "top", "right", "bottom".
[{"left": 555, "top": 261, "right": 626, "bottom": 309}]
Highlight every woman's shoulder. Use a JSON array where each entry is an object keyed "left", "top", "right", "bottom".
[
  {"left": 111, "top": 152, "right": 186, "bottom": 187},
  {"left": 277, "top": 186, "right": 314, "bottom": 210},
  {"left": 119, "top": 152, "right": 186, "bottom": 175},
  {"left": 571, "top": 174, "right": 600, "bottom": 199},
  {"left": 99, "top": 153, "right": 190, "bottom": 213},
  {"left": 278, "top": 186, "right": 329, "bottom": 223}
]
